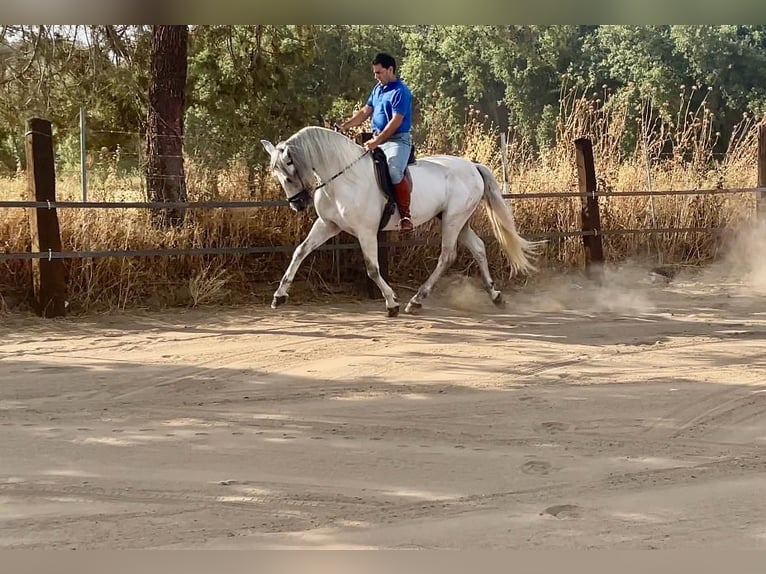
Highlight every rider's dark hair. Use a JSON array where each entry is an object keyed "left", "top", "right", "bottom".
[{"left": 372, "top": 53, "right": 396, "bottom": 72}]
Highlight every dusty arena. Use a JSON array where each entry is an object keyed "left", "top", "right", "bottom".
[{"left": 2, "top": 252, "right": 766, "bottom": 549}]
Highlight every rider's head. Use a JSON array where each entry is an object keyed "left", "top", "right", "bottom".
[{"left": 372, "top": 53, "right": 397, "bottom": 85}]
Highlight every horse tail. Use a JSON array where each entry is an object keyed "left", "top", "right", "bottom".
[{"left": 474, "top": 163, "right": 540, "bottom": 276}]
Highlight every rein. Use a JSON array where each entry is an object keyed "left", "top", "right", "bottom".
[
  {"left": 312, "top": 149, "right": 370, "bottom": 191},
  {"left": 286, "top": 133, "right": 370, "bottom": 211}
]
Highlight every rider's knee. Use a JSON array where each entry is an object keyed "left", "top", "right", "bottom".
[{"left": 389, "top": 166, "right": 405, "bottom": 184}]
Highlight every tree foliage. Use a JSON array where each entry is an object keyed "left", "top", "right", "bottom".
[{"left": 2, "top": 25, "right": 765, "bottom": 179}]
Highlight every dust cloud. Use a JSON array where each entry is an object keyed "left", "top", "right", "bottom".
[
  {"left": 431, "top": 220, "right": 766, "bottom": 317},
  {"left": 432, "top": 264, "right": 658, "bottom": 317},
  {"left": 706, "top": 221, "right": 766, "bottom": 296}
]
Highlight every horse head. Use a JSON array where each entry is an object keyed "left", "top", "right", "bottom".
[
  {"left": 260, "top": 138, "right": 313, "bottom": 212},
  {"left": 262, "top": 127, "right": 368, "bottom": 213}
]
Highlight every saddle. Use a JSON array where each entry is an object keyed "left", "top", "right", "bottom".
[{"left": 356, "top": 133, "right": 416, "bottom": 231}]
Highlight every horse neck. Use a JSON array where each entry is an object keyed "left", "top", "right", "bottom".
[{"left": 297, "top": 128, "right": 363, "bottom": 182}]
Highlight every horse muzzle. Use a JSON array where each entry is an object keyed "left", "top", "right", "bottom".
[{"left": 287, "top": 190, "right": 311, "bottom": 212}]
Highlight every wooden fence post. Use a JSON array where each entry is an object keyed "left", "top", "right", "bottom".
[
  {"left": 574, "top": 137, "right": 604, "bottom": 280},
  {"left": 758, "top": 123, "right": 766, "bottom": 216},
  {"left": 26, "top": 118, "right": 67, "bottom": 318}
]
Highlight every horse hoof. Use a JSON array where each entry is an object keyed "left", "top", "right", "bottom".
[
  {"left": 271, "top": 295, "right": 287, "bottom": 308},
  {"left": 491, "top": 292, "right": 504, "bottom": 306},
  {"left": 404, "top": 301, "right": 422, "bottom": 314},
  {"left": 387, "top": 305, "right": 400, "bottom": 318}
]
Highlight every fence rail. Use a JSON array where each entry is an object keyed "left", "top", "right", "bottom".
[
  {"left": 3, "top": 117, "right": 766, "bottom": 317},
  {"left": 0, "top": 227, "right": 731, "bottom": 263},
  {"left": 2, "top": 186, "right": 764, "bottom": 211}
]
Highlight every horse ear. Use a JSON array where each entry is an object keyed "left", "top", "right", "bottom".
[{"left": 260, "top": 139, "right": 276, "bottom": 157}]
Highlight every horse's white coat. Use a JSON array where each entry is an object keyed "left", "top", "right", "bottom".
[{"left": 261, "top": 126, "right": 540, "bottom": 315}]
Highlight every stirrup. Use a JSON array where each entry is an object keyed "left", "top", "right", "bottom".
[{"left": 399, "top": 217, "right": 413, "bottom": 232}]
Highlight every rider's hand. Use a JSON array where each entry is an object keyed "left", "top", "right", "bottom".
[
  {"left": 333, "top": 123, "right": 347, "bottom": 134},
  {"left": 363, "top": 138, "right": 380, "bottom": 151}
]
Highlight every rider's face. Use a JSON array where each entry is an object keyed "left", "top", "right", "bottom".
[{"left": 373, "top": 64, "right": 394, "bottom": 85}]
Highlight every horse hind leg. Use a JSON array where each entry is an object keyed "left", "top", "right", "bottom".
[
  {"left": 404, "top": 218, "right": 462, "bottom": 314},
  {"left": 458, "top": 224, "right": 503, "bottom": 306}
]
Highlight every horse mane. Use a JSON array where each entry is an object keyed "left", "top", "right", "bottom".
[{"left": 277, "top": 126, "right": 367, "bottom": 187}]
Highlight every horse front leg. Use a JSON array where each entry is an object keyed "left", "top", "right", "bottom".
[
  {"left": 356, "top": 230, "right": 400, "bottom": 316},
  {"left": 272, "top": 218, "right": 340, "bottom": 308}
]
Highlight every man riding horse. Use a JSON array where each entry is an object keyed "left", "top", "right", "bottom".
[{"left": 336, "top": 52, "right": 414, "bottom": 232}]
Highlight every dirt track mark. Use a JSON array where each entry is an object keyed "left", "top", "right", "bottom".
[
  {"left": 669, "top": 389, "right": 766, "bottom": 440},
  {"left": 641, "top": 384, "right": 766, "bottom": 441},
  {"left": 521, "top": 460, "right": 553, "bottom": 475}
]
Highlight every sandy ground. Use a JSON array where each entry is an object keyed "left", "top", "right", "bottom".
[{"left": 1, "top": 250, "right": 766, "bottom": 549}]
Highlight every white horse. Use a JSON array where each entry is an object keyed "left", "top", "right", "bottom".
[{"left": 260, "top": 126, "right": 538, "bottom": 316}]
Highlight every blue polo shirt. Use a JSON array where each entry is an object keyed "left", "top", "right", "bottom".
[{"left": 366, "top": 78, "right": 412, "bottom": 134}]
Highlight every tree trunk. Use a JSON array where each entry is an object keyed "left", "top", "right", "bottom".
[{"left": 146, "top": 25, "right": 188, "bottom": 226}]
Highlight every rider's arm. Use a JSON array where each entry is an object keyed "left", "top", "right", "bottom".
[
  {"left": 367, "top": 113, "right": 404, "bottom": 147},
  {"left": 339, "top": 105, "right": 372, "bottom": 132}
]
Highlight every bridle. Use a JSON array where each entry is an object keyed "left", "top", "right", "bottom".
[{"left": 285, "top": 136, "right": 370, "bottom": 212}]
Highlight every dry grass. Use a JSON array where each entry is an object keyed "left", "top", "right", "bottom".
[
  {"left": 0, "top": 164, "right": 314, "bottom": 312},
  {"left": 1, "top": 86, "right": 762, "bottom": 312}
]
